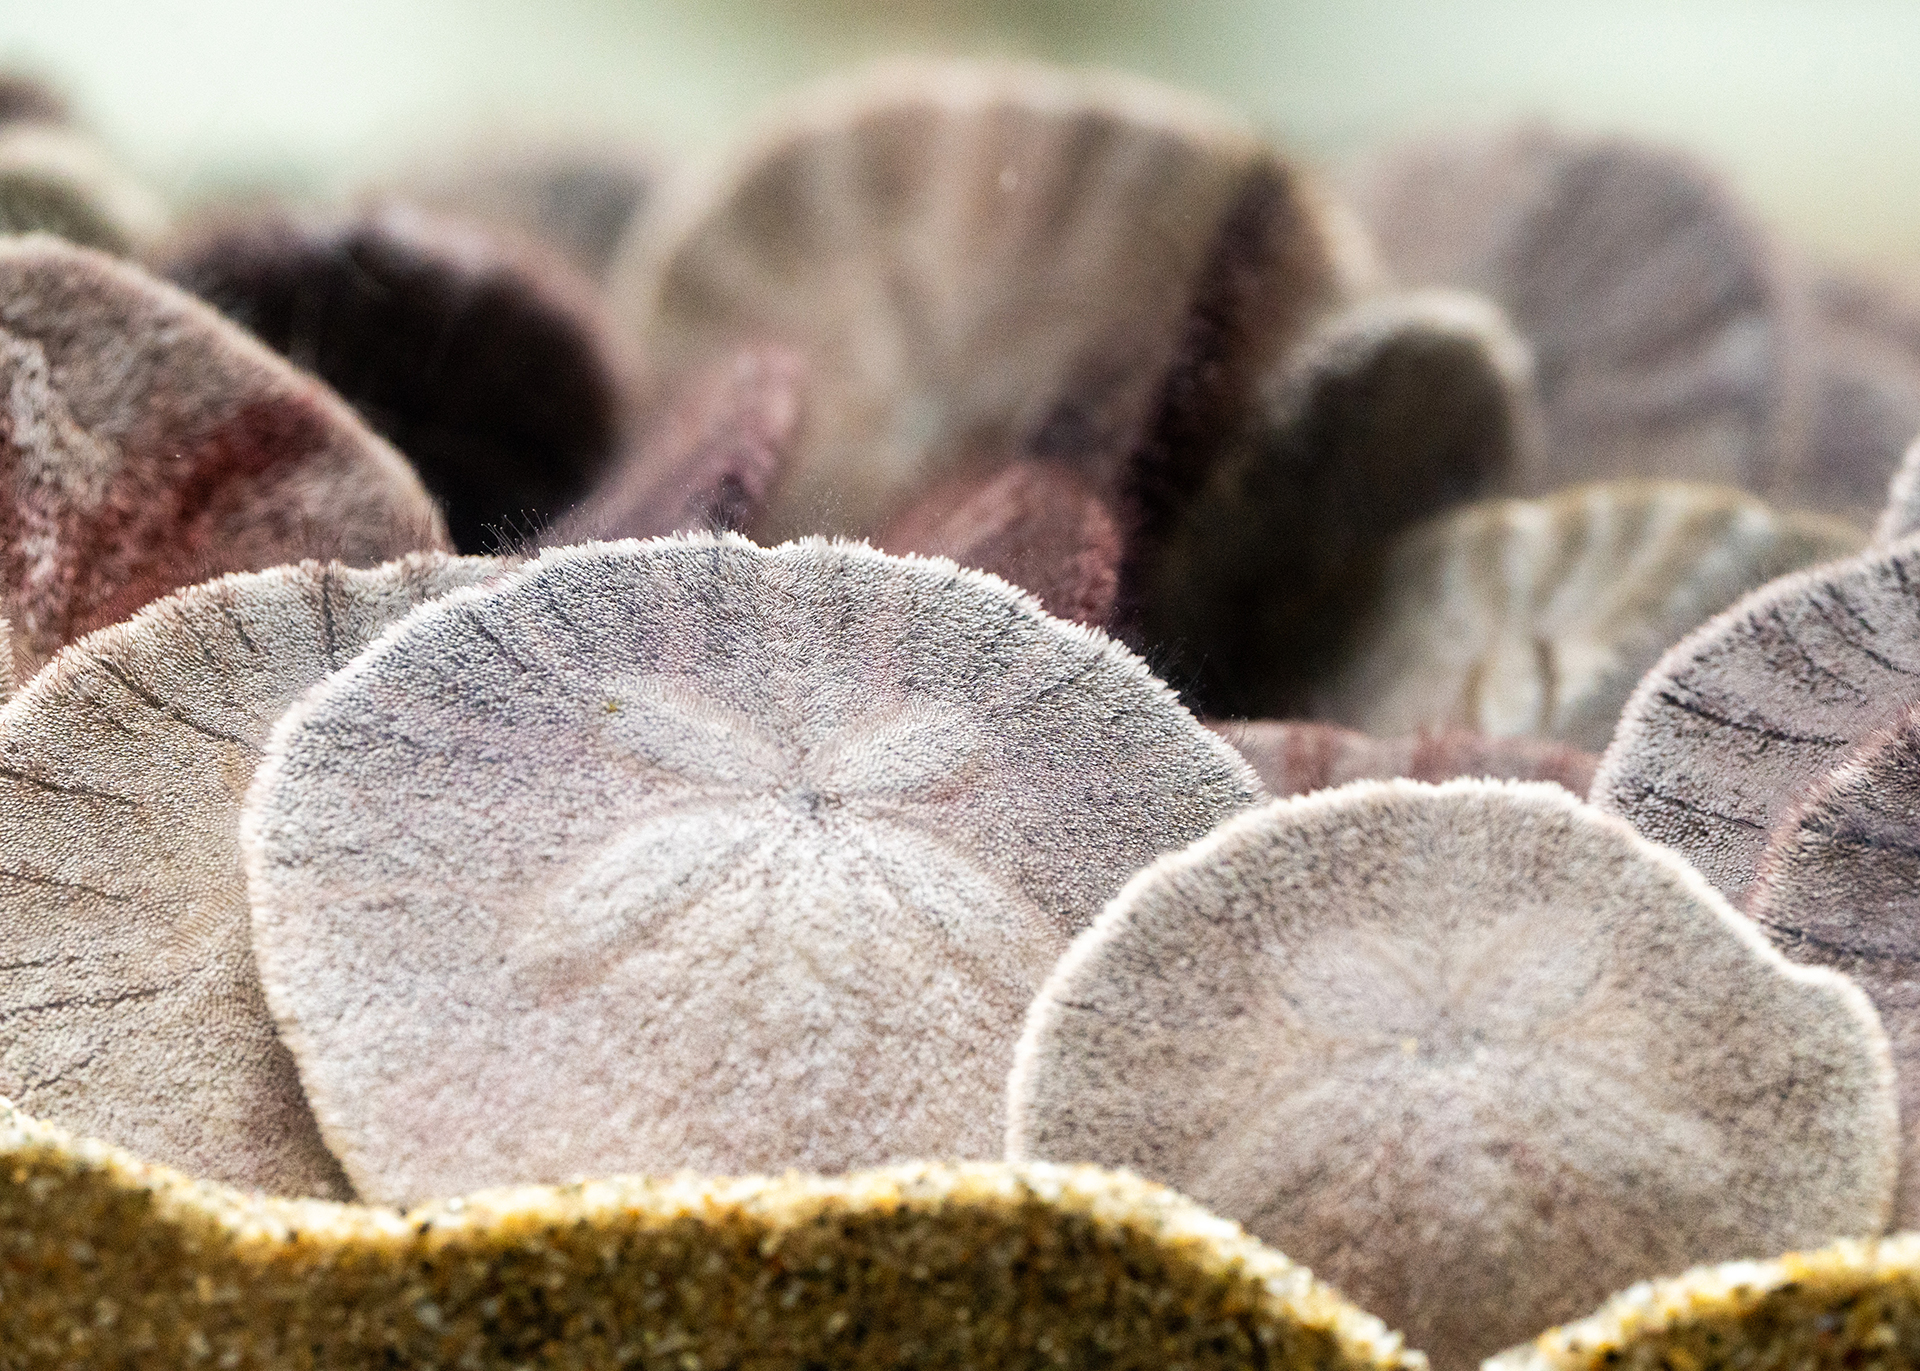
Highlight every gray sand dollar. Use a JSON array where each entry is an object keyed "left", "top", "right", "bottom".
[
  {"left": 1747, "top": 703, "right": 1920, "bottom": 1229},
  {"left": 0, "top": 553, "right": 508, "bottom": 1199},
  {"left": 1315, "top": 482, "right": 1861, "bottom": 751},
  {"left": 1348, "top": 126, "right": 1809, "bottom": 504},
  {"left": 244, "top": 536, "right": 1260, "bottom": 1206},
  {"left": 1008, "top": 778, "right": 1896, "bottom": 1371},
  {"left": 614, "top": 58, "right": 1352, "bottom": 545}
]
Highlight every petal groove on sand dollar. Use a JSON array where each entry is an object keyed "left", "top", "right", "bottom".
[
  {"left": 243, "top": 536, "right": 1259, "bottom": 1206},
  {"left": 0, "top": 554, "right": 507, "bottom": 1199},
  {"left": 613, "top": 58, "right": 1351, "bottom": 546},
  {"left": 1313, "top": 482, "right": 1861, "bottom": 751},
  {"left": 0, "top": 1100, "right": 1423, "bottom": 1371},
  {"left": 1591, "top": 531, "right": 1920, "bottom": 906},
  {"left": 1008, "top": 778, "right": 1897, "bottom": 1371},
  {"left": 0, "top": 236, "right": 448, "bottom": 675}
]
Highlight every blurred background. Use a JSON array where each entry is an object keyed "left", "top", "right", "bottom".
[{"left": 5, "top": 0, "right": 1919, "bottom": 279}]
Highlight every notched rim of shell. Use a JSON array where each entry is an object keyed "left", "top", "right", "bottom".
[{"left": 0, "top": 1095, "right": 1422, "bottom": 1371}]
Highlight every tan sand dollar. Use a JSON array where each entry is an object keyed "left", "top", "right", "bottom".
[
  {"left": 0, "top": 236, "right": 449, "bottom": 677},
  {"left": 0, "top": 1101, "right": 1423, "bottom": 1371},
  {"left": 1487, "top": 1232, "right": 1920, "bottom": 1371},
  {"left": 1746, "top": 704, "right": 1920, "bottom": 1228},
  {"left": 1008, "top": 778, "right": 1897, "bottom": 1371},
  {"left": 1315, "top": 482, "right": 1861, "bottom": 752},
  {"left": 1592, "top": 531, "right": 1920, "bottom": 906},
  {"left": 0, "top": 553, "right": 508, "bottom": 1200},
  {"left": 243, "top": 536, "right": 1260, "bottom": 1206},
  {"left": 613, "top": 58, "right": 1353, "bottom": 546}
]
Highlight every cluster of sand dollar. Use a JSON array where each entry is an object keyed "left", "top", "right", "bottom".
[{"left": 7, "top": 57, "right": 1920, "bottom": 1371}]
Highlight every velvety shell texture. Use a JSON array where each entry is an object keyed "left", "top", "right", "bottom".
[
  {"left": 1347, "top": 126, "right": 1809, "bottom": 504},
  {"left": 0, "top": 554, "right": 507, "bottom": 1200},
  {"left": 0, "top": 123, "right": 164, "bottom": 253},
  {"left": 1487, "top": 1233, "right": 1920, "bottom": 1371},
  {"left": 1007, "top": 779, "right": 1897, "bottom": 1371},
  {"left": 615, "top": 58, "right": 1350, "bottom": 548},
  {"left": 1591, "top": 531, "right": 1920, "bottom": 906},
  {"left": 1314, "top": 482, "right": 1862, "bottom": 752},
  {"left": 244, "top": 536, "right": 1260, "bottom": 1205},
  {"left": 1143, "top": 289, "right": 1534, "bottom": 716},
  {"left": 1213, "top": 719, "right": 1598, "bottom": 798},
  {"left": 0, "top": 236, "right": 448, "bottom": 676},
  {"left": 1746, "top": 705, "right": 1920, "bottom": 1228},
  {"left": 161, "top": 205, "right": 630, "bottom": 553},
  {"left": 0, "top": 1102, "right": 1424, "bottom": 1371}
]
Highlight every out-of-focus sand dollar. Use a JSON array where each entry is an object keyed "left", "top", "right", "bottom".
[
  {"left": 614, "top": 58, "right": 1352, "bottom": 545},
  {"left": 0, "top": 123, "right": 164, "bottom": 253},
  {"left": 1349, "top": 126, "right": 1811, "bottom": 504},
  {"left": 1213, "top": 719, "right": 1597, "bottom": 798},
  {"left": 1315, "top": 482, "right": 1861, "bottom": 751}
]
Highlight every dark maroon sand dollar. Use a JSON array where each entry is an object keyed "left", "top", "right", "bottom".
[
  {"left": 1142, "top": 289, "right": 1536, "bottom": 715},
  {"left": 1213, "top": 719, "right": 1598, "bottom": 798},
  {"left": 547, "top": 344, "right": 804, "bottom": 545},
  {"left": 161, "top": 205, "right": 631, "bottom": 553},
  {"left": 0, "top": 236, "right": 447, "bottom": 677}
]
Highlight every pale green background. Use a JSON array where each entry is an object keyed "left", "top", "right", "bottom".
[{"left": 5, "top": 0, "right": 1919, "bottom": 277}]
